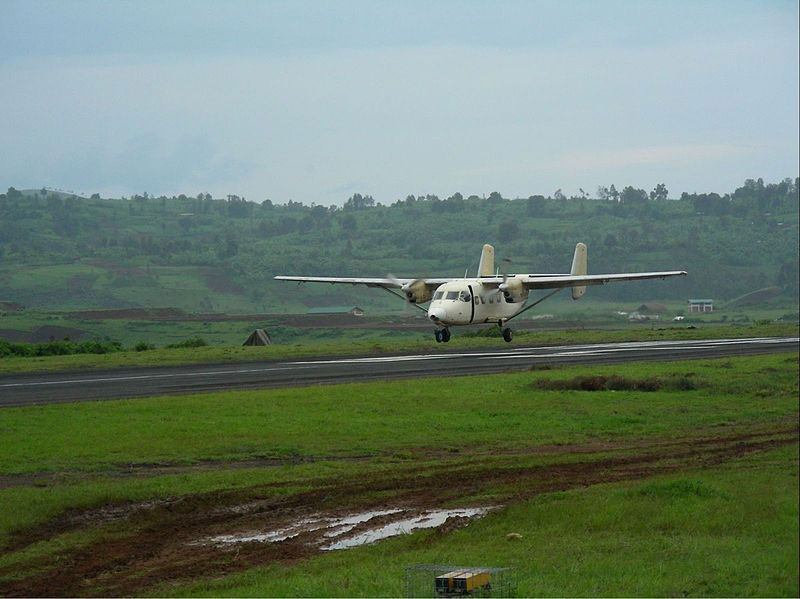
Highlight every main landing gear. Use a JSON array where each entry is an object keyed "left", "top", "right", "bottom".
[
  {"left": 434, "top": 328, "right": 451, "bottom": 343},
  {"left": 498, "top": 320, "right": 513, "bottom": 343}
]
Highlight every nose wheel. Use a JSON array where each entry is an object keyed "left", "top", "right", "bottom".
[
  {"left": 434, "top": 328, "right": 451, "bottom": 343},
  {"left": 501, "top": 327, "right": 513, "bottom": 343}
]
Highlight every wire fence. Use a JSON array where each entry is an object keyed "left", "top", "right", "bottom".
[{"left": 405, "top": 564, "right": 515, "bottom": 598}]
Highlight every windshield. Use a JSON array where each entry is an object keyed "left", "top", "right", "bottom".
[
  {"left": 433, "top": 291, "right": 444, "bottom": 300},
  {"left": 445, "top": 291, "right": 458, "bottom": 300}
]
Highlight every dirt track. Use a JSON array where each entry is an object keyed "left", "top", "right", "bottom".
[{"left": 1, "top": 425, "right": 797, "bottom": 597}]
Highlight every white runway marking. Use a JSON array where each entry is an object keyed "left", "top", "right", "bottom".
[{"left": 0, "top": 337, "right": 796, "bottom": 390}]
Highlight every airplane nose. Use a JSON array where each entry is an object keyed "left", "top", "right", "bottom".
[{"left": 428, "top": 307, "right": 445, "bottom": 322}]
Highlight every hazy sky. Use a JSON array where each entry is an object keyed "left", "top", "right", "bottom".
[{"left": 2, "top": 0, "right": 798, "bottom": 205}]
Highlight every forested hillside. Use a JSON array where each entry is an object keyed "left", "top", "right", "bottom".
[{"left": 0, "top": 178, "right": 797, "bottom": 313}]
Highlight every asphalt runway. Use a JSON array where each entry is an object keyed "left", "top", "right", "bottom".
[{"left": 1, "top": 336, "right": 797, "bottom": 408}]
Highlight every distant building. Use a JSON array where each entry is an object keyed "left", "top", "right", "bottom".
[
  {"left": 688, "top": 299, "right": 713, "bottom": 313},
  {"left": 307, "top": 306, "right": 365, "bottom": 317}
]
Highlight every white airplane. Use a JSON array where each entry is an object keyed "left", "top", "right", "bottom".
[{"left": 275, "top": 243, "right": 686, "bottom": 343}]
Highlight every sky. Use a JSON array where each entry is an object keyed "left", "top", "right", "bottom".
[{"left": 1, "top": 0, "right": 798, "bottom": 205}]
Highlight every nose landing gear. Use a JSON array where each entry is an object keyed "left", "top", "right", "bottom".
[{"left": 434, "top": 328, "right": 451, "bottom": 343}]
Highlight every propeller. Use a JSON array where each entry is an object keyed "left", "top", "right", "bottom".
[
  {"left": 387, "top": 274, "right": 428, "bottom": 314},
  {"left": 498, "top": 258, "right": 513, "bottom": 302}
]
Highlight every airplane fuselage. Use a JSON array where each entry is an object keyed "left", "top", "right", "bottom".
[{"left": 426, "top": 279, "right": 526, "bottom": 327}]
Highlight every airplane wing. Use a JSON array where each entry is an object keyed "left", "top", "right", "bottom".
[
  {"left": 476, "top": 271, "right": 687, "bottom": 289},
  {"left": 273, "top": 276, "right": 452, "bottom": 289},
  {"left": 522, "top": 270, "right": 687, "bottom": 289}
]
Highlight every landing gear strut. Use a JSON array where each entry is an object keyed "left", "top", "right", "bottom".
[
  {"left": 497, "top": 320, "right": 513, "bottom": 343},
  {"left": 434, "top": 328, "right": 451, "bottom": 343}
]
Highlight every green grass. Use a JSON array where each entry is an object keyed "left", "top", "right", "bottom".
[
  {"left": 1, "top": 353, "right": 797, "bottom": 475},
  {"left": 157, "top": 445, "right": 799, "bottom": 597},
  {"left": 0, "top": 321, "right": 795, "bottom": 374},
  {"left": 1, "top": 352, "right": 796, "bottom": 596}
]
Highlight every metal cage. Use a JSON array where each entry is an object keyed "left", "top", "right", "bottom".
[{"left": 405, "top": 564, "right": 515, "bottom": 598}]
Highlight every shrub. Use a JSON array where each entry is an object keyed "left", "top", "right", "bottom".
[
  {"left": 533, "top": 375, "right": 662, "bottom": 392},
  {"left": 0, "top": 338, "right": 123, "bottom": 358},
  {"left": 532, "top": 373, "right": 703, "bottom": 392},
  {"left": 166, "top": 337, "right": 208, "bottom": 349}
]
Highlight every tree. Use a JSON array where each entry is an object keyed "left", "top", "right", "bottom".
[
  {"left": 620, "top": 186, "right": 647, "bottom": 205},
  {"left": 649, "top": 183, "right": 668, "bottom": 201},
  {"left": 608, "top": 185, "right": 619, "bottom": 202},
  {"left": 444, "top": 192, "right": 464, "bottom": 211},
  {"left": 344, "top": 193, "right": 375, "bottom": 210},
  {"left": 341, "top": 213, "right": 357, "bottom": 233},
  {"left": 597, "top": 186, "right": 609, "bottom": 200},
  {"left": 553, "top": 189, "right": 566, "bottom": 201},
  {"left": 526, "top": 195, "right": 546, "bottom": 216},
  {"left": 498, "top": 221, "right": 519, "bottom": 242},
  {"left": 488, "top": 191, "right": 503, "bottom": 203}
]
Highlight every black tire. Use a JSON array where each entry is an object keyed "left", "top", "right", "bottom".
[
  {"left": 441, "top": 329, "right": 451, "bottom": 342},
  {"left": 434, "top": 329, "right": 442, "bottom": 343},
  {"left": 502, "top": 327, "right": 513, "bottom": 343}
]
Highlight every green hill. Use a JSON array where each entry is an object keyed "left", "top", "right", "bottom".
[{"left": 0, "top": 179, "right": 797, "bottom": 314}]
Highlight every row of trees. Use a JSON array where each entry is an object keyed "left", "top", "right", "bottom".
[{"left": 5, "top": 177, "right": 796, "bottom": 217}]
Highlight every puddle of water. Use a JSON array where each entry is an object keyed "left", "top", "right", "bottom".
[
  {"left": 194, "top": 506, "right": 493, "bottom": 550},
  {"left": 205, "top": 516, "right": 327, "bottom": 545},
  {"left": 322, "top": 509, "right": 405, "bottom": 537},
  {"left": 200, "top": 509, "right": 404, "bottom": 547},
  {"left": 321, "top": 508, "right": 492, "bottom": 551}
]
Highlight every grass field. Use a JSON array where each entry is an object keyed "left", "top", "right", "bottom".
[
  {"left": 0, "top": 353, "right": 797, "bottom": 596},
  {"left": 0, "top": 321, "right": 796, "bottom": 374}
]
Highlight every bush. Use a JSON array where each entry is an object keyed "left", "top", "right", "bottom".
[
  {"left": 533, "top": 375, "right": 662, "bottom": 392},
  {"left": 165, "top": 337, "right": 208, "bottom": 349},
  {"left": 532, "top": 374, "right": 701, "bottom": 392},
  {"left": 0, "top": 338, "right": 123, "bottom": 358},
  {"left": 134, "top": 342, "right": 155, "bottom": 352}
]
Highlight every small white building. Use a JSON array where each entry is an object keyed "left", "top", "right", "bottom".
[{"left": 688, "top": 299, "right": 713, "bottom": 313}]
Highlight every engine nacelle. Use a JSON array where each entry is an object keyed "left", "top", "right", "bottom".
[
  {"left": 499, "top": 277, "right": 528, "bottom": 303},
  {"left": 401, "top": 280, "right": 432, "bottom": 303}
]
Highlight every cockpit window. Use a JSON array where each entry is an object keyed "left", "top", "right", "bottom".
[
  {"left": 433, "top": 291, "right": 444, "bottom": 300},
  {"left": 445, "top": 291, "right": 459, "bottom": 300},
  {"left": 459, "top": 291, "right": 471, "bottom": 302}
]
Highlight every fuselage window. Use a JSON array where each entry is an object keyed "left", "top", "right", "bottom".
[
  {"left": 459, "top": 291, "right": 471, "bottom": 302},
  {"left": 445, "top": 291, "right": 459, "bottom": 300},
  {"left": 433, "top": 291, "right": 444, "bottom": 300}
]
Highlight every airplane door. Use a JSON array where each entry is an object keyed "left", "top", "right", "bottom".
[{"left": 468, "top": 284, "right": 475, "bottom": 324}]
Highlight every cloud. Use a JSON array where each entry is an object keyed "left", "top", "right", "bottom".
[{"left": 0, "top": 3, "right": 796, "bottom": 203}]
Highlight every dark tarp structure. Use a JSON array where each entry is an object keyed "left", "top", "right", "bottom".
[{"left": 243, "top": 329, "right": 271, "bottom": 346}]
